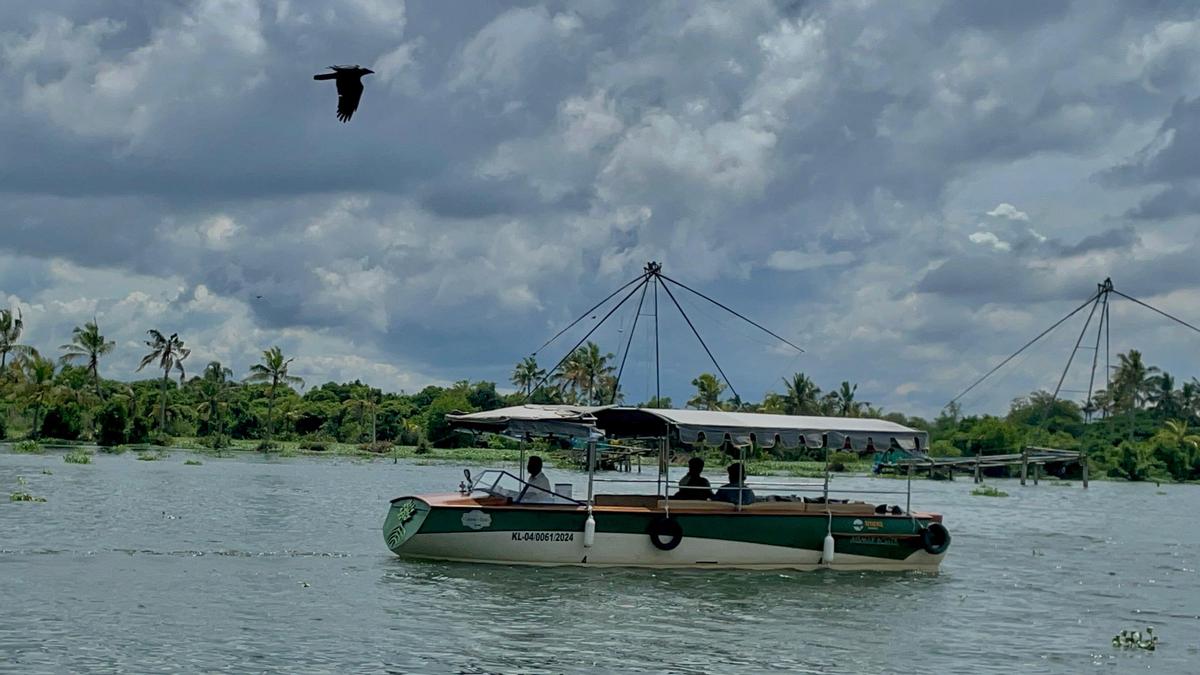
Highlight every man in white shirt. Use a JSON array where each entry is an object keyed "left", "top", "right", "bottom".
[{"left": 520, "top": 455, "right": 555, "bottom": 503}]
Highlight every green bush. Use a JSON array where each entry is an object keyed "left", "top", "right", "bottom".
[
  {"left": 13, "top": 440, "right": 44, "bottom": 454},
  {"left": 827, "top": 450, "right": 857, "bottom": 472},
  {"left": 929, "top": 439, "right": 962, "bottom": 457},
  {"left": 95, "top": 399, "right": 130, "bottom": 447},
  {"left": 151, "top": 433, "right": 173, "bottom": 447},
  {"left": 299, "top": 439, "right": 329, "bottom": 452},
  {"left": 359, "top": 440, "right": 394, "bottom": 454},
  {"left": 40, "top": 404, "right": 83, "bottom": 441},
  {"left": 63, "top": 449, "right": 92, "bottom": 464}
]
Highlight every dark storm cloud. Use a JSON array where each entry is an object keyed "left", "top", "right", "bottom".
[{"left": 2, "top": 0, "right": 1200, "bottom": 415}]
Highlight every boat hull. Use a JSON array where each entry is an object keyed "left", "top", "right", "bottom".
[{"left": 383, "top": 496, "right": 946, "bottom": 571}]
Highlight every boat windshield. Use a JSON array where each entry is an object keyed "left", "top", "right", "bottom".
[{"left": 468, "top": 469, "right": 582, "bottom": 505}]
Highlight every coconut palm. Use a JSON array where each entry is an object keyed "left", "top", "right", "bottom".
[
  {"left": 688, "top": 373, "right": 725, "bottom": 410},
  {"left": 1110, "top": 350, "right": 1158, "bottom": 412},
  {"left": 245, "top": 346, "right": 303, "bottom": 446},
  {"left": 781, "top": 373, "right": 822, "bottom": 415},
  {"left": 136, "top": 330, "right": 190, "bottom": 436},
  {"left": 556, "top": 342, "right": 614, "bottom": 405},
  {"left": 1157, "top": 419, "right": 1200, "bottom": 450},
  {"left": 831, "top": 381, "right": 866, "bottom": 417},
  {"left": 0, "top": 308, "right": 34, "bottom": 373},
  {"left": 1147, "top": 372, "right": 1180, "bottom": 418},
  {"left": 196, "top": 361, "right": 234, "bottom": 442},
  {"left": 510, "top": 356, "right": 545, "bottom": 399},
  {"left": 16, "top": 354, "right": 58, "bottom": 439},
  {"left": 59, "top": 320, "right": 115, "bottom": 400}
]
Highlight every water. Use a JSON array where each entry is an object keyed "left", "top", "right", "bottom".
[{"left": 1, "top": 449, "right": 1197, "bottom": 674}]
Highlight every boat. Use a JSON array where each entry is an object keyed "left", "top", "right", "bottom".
[{"left": 382, "top": 404, "right": 951, "bottom": 571}]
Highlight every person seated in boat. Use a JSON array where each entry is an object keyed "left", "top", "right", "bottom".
[
  {"left": 672, "top": 457, "right": 713, "bottom": 500},
  {"left": 518, "top": 455, "right": 555, "bottom": 503},
  {"left": 714, "top": 462, "right": 755, "bottom": 505}
]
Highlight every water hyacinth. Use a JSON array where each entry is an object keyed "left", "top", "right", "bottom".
[{"left": 1112, "top": 627, "right": 1158, "bottom": 651}]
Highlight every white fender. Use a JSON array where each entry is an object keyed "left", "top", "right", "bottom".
[
  {"left": 822, "top": 533, "right": 835, "bottom": 564},
  {"left": 583, "top": 513, "right": 596, "bottom": 548}
]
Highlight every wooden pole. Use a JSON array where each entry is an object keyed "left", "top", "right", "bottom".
[
  {"left": 1033, "top": 462, "right": 1040, "bottom": 485},
  {"left": 974, "top": 449, "right": 982, "bottom": 484},
  {"left": 1081, "top": 452, "right": 1089, "bottom": 489},
  {"left": 1020, "top": 447, "right": 1028, "bottom": 486}
]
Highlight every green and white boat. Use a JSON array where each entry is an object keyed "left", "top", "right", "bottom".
[{"left": 383, "top": 405, "right": 950, "bottom": 571}]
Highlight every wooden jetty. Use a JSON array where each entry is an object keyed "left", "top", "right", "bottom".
[{"left": 879, "top": 446, "right": 1088, "bottom": 488}]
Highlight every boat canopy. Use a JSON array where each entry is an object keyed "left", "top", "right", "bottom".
[
  {"left": 449, "top": 405, "right": 927, "bottom": 451},
  {"left": 446, "top": 404, "right": 609, "bottom": 439}
]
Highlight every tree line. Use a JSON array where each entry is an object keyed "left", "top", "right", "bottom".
[{"left": 1, "top": 309, "right": 1198, "bottom": 482}]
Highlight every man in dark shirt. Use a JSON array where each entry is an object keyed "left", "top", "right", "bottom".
[
  {"left": 673, "top": 457, "right": 713, "bottom": 500},
  {"left": 714, "top": 462, "right": 755, "bottom": 505}
]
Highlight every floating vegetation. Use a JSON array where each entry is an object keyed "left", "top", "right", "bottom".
[
  {"left": 184, "top": 459, "right": 202, "bottom": 466},
  {"left": 64, "top": 449, "right": 92, "bottom": 464},
  {"left": 41, "top": 469, "right": 53, "bottom": 475},
  {"left": 1112, "top": 627, "right": 1158, "bottom": 651},
  {"left": 12, "top": 440, "right": 44, "bottom": 454},
  {"left": 10, "top": 491, "right": 46, "bottom": 502},
  {"left": 971, "top": 485, "right": 1009, "bottom": 497},
  {"left": 10, "top": 476, "right": 45, "bottom": 502},
  {"left": 136, "top": 449, "right": 167, "bottom": 461},
  {"left": 99, "top": 445, "right": 127, "bottom": 455}
]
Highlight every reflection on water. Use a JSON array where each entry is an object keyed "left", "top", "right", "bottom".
[{"left": 1, "top": 449, "right": 1197, "bottom": 673}]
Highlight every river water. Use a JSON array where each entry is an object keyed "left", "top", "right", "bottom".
[{"left": 1, "top": 449, "right": 1196, "bottom": 674}]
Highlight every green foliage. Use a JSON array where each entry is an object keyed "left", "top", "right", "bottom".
[
  {"left": 10, "top": 491, "right": 46, "bottom": 502},
  {"left": 95, "top": 398, "right": 130, "bottom": 447},
  {"left": 184, "top": 459, "right": 203, "bottom": 466},
  {"left": 1112, "top": 627, "right": 1158, "bottom": 651},
  {"left": 358, "top": 440, "right": 394, "bottom": 454},
  {"left": 40, "top": 403, "right": 84, "bottom": 441},
  {"left": 12, "top": 440, "right": 43, "bottom": 454},
  {"left": 424, "top": 388, "right": 474, "bottom": 448},
  {"left": 151, "top": 433, "right": 173, "bottom": 447},
  {"left": 136, "top": 449, "right": 166, "bottom": 461},
  {"left": 1104, "top": 440, "right": 1164, "bottom": 481},
  {"left": 971, "top": 485, "right": 1009, "bottom": 497},
  {"left": 827, "top": 450, "right": 857, "bottom": 472},
  {"left": 929, "top": 439, "right": 961, "bottom": 457},
  {"left": 63, "top": 449, "right": 92, "bottom": 464},
  {"left": 299, "top": 439, "right": 329, "bottom": 452}
]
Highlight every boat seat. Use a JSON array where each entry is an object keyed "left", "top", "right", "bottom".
[
  {"left": 657, "top": 500, "right": 736, "bottom": 511},
  {"left": 742, "top": 501, "right": 810, "bottom": 512},
  {"left": 595, "top": 494, "right": 660, "bottom": 509}
]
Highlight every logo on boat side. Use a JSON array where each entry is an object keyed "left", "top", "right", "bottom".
[
  {"left": 462, "top": 510, "right": 492, "bottom": 530},
  {"left": 387, "top": 501, "right": 420, "bottom": 548},
  {"left": 852, "top": 518, "right": 864, "bottom": 532}
]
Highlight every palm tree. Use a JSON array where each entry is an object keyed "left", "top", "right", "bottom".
[
  {"left": 557, "top": 342, "right": 614, "bottom": 405},
  {"left": 136, "top": 330, "right": 190, "bottom": 436},
  {"left": 16, "top": 354, "right": 58, "bottom": 439},
  {"left": 1157, "top": 419, "right": 1200, "bottom": 450},
  {"left": 781, "top": 373, "right": 821, "bottom": 415},
  {"left": 510, "top": 356, "right": 546, "bottom": 399},
  {"left": 688, "top": 373, "right": 725, "bottom": 410},
  {"left": 1147, "top": 372, "right": 1180, "bottom": 418},
  {"left": 831, "top": 381, "right": 866, "bottom": 417},
  {"left": 0, "top": 308, "right": 34, "bottom": 373},
  {"left": 59, "top": 320, "right": 115, "bottom": 400},
  {"left": 245, "top": 346, "right": 303, "bottom": 446},
  {"left": 1110, "top": 350, "right": 1159, "bottom": 412},
  {"left": 196, "top": 361, "right": 234, "bottom": 442}
]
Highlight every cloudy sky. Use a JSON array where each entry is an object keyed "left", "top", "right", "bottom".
[{"left": 2, "top": 0, "right": 1199, "bottom": 417}]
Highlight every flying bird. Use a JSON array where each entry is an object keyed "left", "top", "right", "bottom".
[{"left": 313, "top": 65, "right": 374, "bottom": 122}]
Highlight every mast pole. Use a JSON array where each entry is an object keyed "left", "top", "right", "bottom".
[{"left": 653, "top": 268, "right": 661, "bottom": 405}]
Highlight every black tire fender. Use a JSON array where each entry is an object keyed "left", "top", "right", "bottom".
[
  {"left": 647, "top": 515, "right": 684, "bottom": 551},
  {"left": 920, "top": 522, "right": 951, "bottom": 555}
]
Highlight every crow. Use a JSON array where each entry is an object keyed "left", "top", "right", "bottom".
[{"left": 313, "top": 65, "right": 374, "bottom": 122}]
